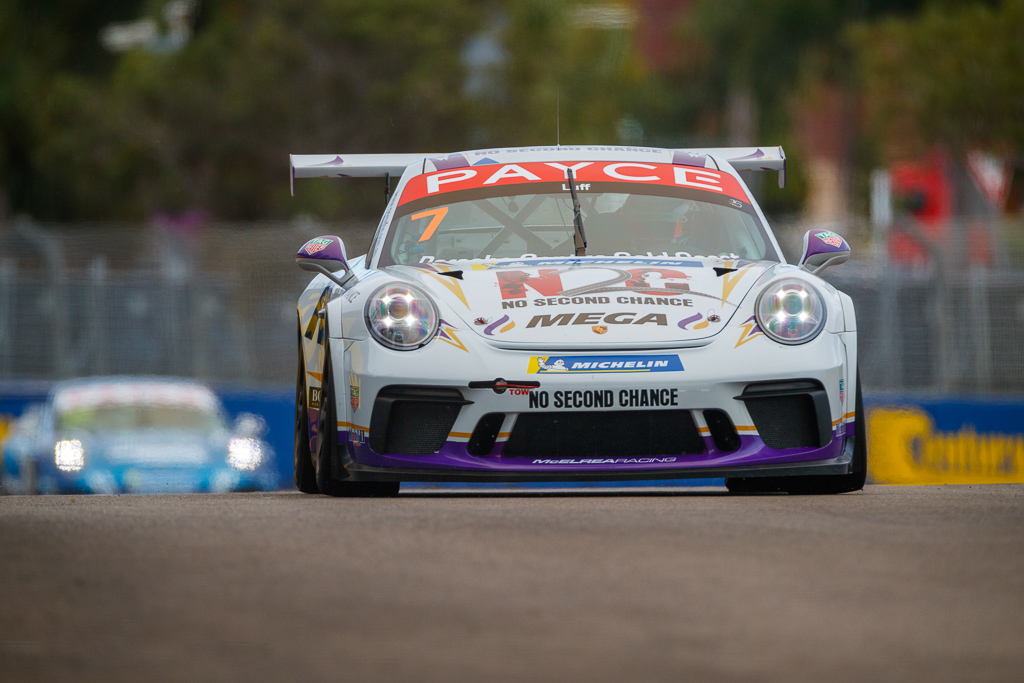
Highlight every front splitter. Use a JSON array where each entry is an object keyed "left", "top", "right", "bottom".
[{"left": 337, "top": 437, "right": 855, "bottom": 483}]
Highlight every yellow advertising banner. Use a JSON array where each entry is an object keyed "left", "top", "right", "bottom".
[{"left": 868, "top": 404, "right": 1024, "bottom": 484}]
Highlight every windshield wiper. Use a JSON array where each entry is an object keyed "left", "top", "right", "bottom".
[{"left": 566, "top": 168, "right": 587, "bottom": 257}]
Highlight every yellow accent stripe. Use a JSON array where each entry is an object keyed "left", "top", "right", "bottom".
[
  {"left": 735, "top": 425, "right": 758, "bottom": 432},
  {"left": 843, "top": 412, "right": 856, "bottom": 419},
  {"left": 497, "top": 432, "right": 511, "bottom": 438},
  {"left": 698, "top": 427, "right": 710, "bottom": 434},
  {"left": 307, "top": 371, "right": 323, "bottom": 382},
  {"left": 337, "top": 421, "right": 369, "bottom": 432},
  {"left": 448, "top": 431, "right": 473, "bottom": 438}
]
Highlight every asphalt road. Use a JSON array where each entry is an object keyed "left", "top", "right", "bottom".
[{"left": 1, "top": 485, "right": 1022, "bottom": 682}]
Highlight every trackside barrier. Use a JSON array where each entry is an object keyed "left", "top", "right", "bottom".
[
  {"left": 866, "top": 394, "right": 1024, "bottom": 485},
  {"left": 4, "top": 382, "right": 1023, "bottom": 489}
]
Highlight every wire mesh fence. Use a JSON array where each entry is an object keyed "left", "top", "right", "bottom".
[{"left": 1, "top": 216, "right": 1023, "bottom": 393}]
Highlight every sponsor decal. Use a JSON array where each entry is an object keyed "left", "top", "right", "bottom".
[
  {"left": 869, "top": 405, "right": 1024, "bottom": 484},
  {"left": 349, "top": 372, "right": 360, "bottom": 411},
  {"left": 304, "top": 238, "right": 332, "bottom": 255},
  {"left": 468, "top": 257, "right": 705, "bottom": 270},
  {"left": 592, "top": 325, "right": 608, "bottom": 335},
  {"left": 734, "top": 315, "right": 765, "bottom": 347},
  {"left": 307, "top": 385, "right": 322, "bottom": 410},
  {"left": 351, "top": 427, "right": 366, "bottom": 444},
  {"left": 528, "top": 355, "right": 683, "bottom": 374},
  {"left": 498, "top": 266, "right": 692, "bottom": 301},
  {"left": 527, "top": 312, "right": 669, "bottom": 328},
  {"left": 511, "top": 295, "right": 695, "bottom": 310},
  {"left": 474, "top": 317, "right": 489, "bottom": 325},
  {"left": 839, "top": 379, "right": 845, "bottom": 405},
  {"left": 532, "top": 457, "right": 678, "bottom": 465},
  {"left": 527, "top": 388, "right": 679, "bottom": 409},
  {"left": 816, "top": 231, "right": 844, "bottom": 248},
  {"left": 436, "top": 319, "right": 469, "bottom": 352},
  {"left": 398, "top": 162, "right": 751, "bottom": 205}
]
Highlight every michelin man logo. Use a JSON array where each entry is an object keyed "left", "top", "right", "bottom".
[{"left": 537, "top": 357, "right": 569, "bottom": 372}]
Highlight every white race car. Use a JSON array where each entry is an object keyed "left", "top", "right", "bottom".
[{"left": 289, "top": 146, "right": 864, "bottom": 496}]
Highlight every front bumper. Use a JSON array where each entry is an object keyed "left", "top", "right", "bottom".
[{"left": 317, "top": 326, "right": 857, "bottom": 481}]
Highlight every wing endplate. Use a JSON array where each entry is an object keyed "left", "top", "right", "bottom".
[
  {"left": 683, "top": 146, "right": 787, "bottom": 188},
  {"left": 290, "top": 153, "right": 439, "bottom": 195}
]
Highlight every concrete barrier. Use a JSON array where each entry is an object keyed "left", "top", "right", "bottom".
[{"left": 6, "top": 382, "right": 1022, "bottom": 489}]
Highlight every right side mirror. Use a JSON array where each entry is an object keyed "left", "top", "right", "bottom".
[
  {"left": 798, "top": 229, "right": 850, "bottom": 274},
  {"left": 296, "top": 235, "right": 353, "bottom": 287}
]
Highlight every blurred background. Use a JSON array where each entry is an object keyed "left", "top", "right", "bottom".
[{"left": 2, "top": 0, "right": 1023, "bottom": 488}]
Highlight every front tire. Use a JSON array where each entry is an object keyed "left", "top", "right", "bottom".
[
  {"left": 294, "top": 321, "right": 319, "bottom": 494},
  {"left": 725, "top": 372, "right": 867, "bottom": 495},
  {"left": 315, "top": 335, "right": 399, "bottom": 498}
]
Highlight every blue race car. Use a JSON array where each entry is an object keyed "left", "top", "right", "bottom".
[{"left": 1, "top": 377, "right": 279, "bottom": 494}]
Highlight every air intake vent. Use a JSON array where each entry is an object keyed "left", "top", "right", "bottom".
[
  {"left": 737, "top": 380, "right": 831, "bottom": 450},
  {"left": 468, "top": 413, "right": 505, "bottom": 456},
  {"left": 503, "top": 409, "right": 705, "bottom": 459},
  {"left": 370, "top": 386, "right": 470, "bottom": 455}
]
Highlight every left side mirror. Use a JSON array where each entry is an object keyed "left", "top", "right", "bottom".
[
  {"left": 798, "top": 229, "right": 850, "bottom": 274},
  {"left": 296, "top": 235, "right": 353, "bottom": 287},
  {"left": 232, "top": 412, "right": 267, "bottom": 439}
]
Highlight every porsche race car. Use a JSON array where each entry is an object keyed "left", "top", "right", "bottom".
[{"left": 289, "top": 145, "right": 864, "bottom": 496}]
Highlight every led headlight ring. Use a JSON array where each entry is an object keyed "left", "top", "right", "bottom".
[{"left": 754, "top": 278, "right": 827, "bottom": 345}]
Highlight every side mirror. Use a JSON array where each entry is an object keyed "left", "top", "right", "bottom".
[
  {"left": 232, "top": 412, "right": 267, "bottom": 439},
  {"left": 798, "top": 229, "right": 850, "bottom": 274},
  {"left": 296, "top": 235, "right": 353, "bottom": 287}
]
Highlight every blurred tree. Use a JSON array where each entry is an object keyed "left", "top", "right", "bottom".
[
  {"left": 651, "top": 0, "right": 936, "bottom": 215},
  {"left": 0, "top": 0, "right": 145, "bottom": 217},
  {"left": 11, "top": 0, "right": 648, "bottom": 221},
  {"left": 849, "top": 0, "right": 1024, "bottom": 159},
  {"left": 30, "top": 0, "right": 484, "bottom": 220}
]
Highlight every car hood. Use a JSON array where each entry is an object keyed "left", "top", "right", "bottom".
[
  {"left": 389, "top": 257, "right": 774, "bottom": 348},
  {"left": 70, "top": 431, "right": 223, "bottom": 466}
]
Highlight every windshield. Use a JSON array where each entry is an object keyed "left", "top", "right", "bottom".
[
  {"left": 57, "top": 404, "right": 224, "bottom": 434},
  {"left": 381, "top": 164, "right": 775, "bottom": 266}
]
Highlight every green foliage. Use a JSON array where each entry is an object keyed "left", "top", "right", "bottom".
[
  {"left": 849, "top": 0, "right": 1024, "bottom": 156},
  {"left": 6, "top": 0, "right": 649, "bottom": 220}
]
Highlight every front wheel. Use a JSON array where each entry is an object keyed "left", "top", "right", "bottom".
[
  {"left": 315, "top": 336, "right": 399, "bottom": 498},
  {"left": 294, "top": 321, "right": 318, "bottom": 494},
  {"left": 725, "top": 372, "right": 867, "bottom": 495}
]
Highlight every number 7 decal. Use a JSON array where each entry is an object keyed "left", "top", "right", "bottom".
[{"left": 411, "top": 207, "right": 449, "bottom": 242}]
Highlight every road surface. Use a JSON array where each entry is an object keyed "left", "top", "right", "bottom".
[{"left": 2, "top": 485, "right": 1022, "bottom": 681}]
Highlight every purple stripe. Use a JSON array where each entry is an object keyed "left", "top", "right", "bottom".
[{"left": 483, "top": 315, "right": 510, "bottom": 336}]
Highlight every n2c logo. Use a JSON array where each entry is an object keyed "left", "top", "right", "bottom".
[{"left": 498, "top": 267, "right": 691, "bottom": 301}]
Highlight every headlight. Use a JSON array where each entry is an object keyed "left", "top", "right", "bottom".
[
  {"left": 55, "top": 439, "right": 85, "bottom": 472},
  {"left": 228, "top": 437, "right": 264, "bottom": 471},
  {"left": 755, "top": 278, "right": 827, "bottom": 345},
  {"left": 365, "top": 283, "right": 439, "bottom": 350}
]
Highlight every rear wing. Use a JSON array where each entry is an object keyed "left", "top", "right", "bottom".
[
  {"left": 290, "top": 154, "right": 437, "bottom": 196},
  {"left": 290, "top": 145, "right": 786, "bottom": 195},
  {"left": 688, "top": 146, "right": 787, "bottom": 188}
]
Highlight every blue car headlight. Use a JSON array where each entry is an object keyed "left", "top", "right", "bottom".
[
  {"left": 228, "top": 438, "right": 264, "bottom": 471},
  {"left": 365, "top": 283, "right": 439, "bottom": 350},
  {"left": 55, "top": 439, "right": 85, "bottom": 472},
  {"left": 755, "top": 278, "right": 827, "bottom": 345}
]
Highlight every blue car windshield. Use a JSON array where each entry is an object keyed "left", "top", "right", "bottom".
[{"left": 57, "top": 405, "right": 224, "bottom": 434}]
